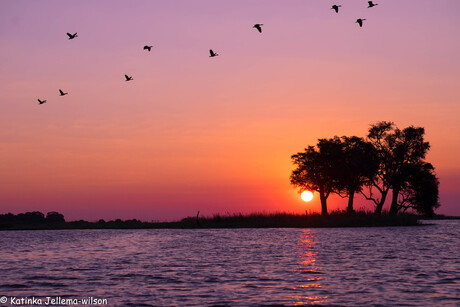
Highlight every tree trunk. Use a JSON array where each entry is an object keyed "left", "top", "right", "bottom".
[
  {"left": 389, "top": 186, "right": 400, "bottom": 215},
  {"left": 347, "top": 187, "right": 355, "bottom": 214},
  {"left": 374, "top": 202, "right": 384, "bottom": 215},
  {"left": 319, "top": 186, "right": 328, "bottom": 216},
  {"left": 374, "top": 191, "right": 388, "bottom": 215}
]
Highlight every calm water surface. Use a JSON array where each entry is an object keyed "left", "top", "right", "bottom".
[{"left": 0, "top": 220, "right": 459, "bottom": 306}]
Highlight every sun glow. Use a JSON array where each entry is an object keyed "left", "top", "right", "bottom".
[{"left": 301, "top": 191, "right": 314, "bottom": 202}]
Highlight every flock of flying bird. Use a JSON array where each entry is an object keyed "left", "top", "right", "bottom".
[{"left": 37, "top": 1, "right": 379, "bottom": 105}]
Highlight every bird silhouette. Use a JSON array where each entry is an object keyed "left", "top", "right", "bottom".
[
  {"left": 125, "top": 74, "right": 133, "bottom": 81},
  {"left": 356, "top": 18, "right": 366, "bottom": 27},
  {"left": 368, "top": 1, "right": 378, "bottom": 8},
  {"left": 331, "top": 5, "right": 341, "bottom": 13},
  {"left": 209, "top": 49, "right": 218, "bottom": 57},
  {"left": 59, "top": 89, "right": 68, "bottom": 96},
  {"left": 253, "top": 24, "right": 263, "bottom": 33},
  {"left": 144, "top": 45, "right": 153, "bottom": 52},
  {"left": 66, "top": 32, "right": 78, "bottom": 40},
  {"left": 38, "top": 99, "right": 47, "bottom": 104}
]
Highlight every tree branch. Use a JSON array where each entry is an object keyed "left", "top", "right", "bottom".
[{"left": 359, "top": 190, "right": 379, "bottom": 206}]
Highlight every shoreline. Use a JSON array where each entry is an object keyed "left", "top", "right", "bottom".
[{"left": 2, "top": 212, "right": 456, "bottom": 231}]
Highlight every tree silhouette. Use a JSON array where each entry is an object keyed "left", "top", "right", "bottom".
[
  {"left": 388, "top": 125, "right": 430, "bottom": 214},
  {"left": 46, "top": 211, "right": 65, "bottom": 223},
  {"left": 291, "top": 137, "right": 343, "bottom": 216},
  {"left": 17, "top": 211, "right": 46, "bottom": 224},
  {"left": 361, "top": 121, "right": 432, "bottom": 214},
  {"left": 293, "top": 122, "right": 440, "bottom": 216},
  {"left": 398, "top": 162, "right": 440, "bottom": 216},
  {"left": 361, "top": 121, "right": 395, "bottom": 214},
  {"left": 337, "top": 136, "right": 379, "bottom": 214}
]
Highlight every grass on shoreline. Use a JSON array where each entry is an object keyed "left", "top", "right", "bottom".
[{"left": 0, "top": 210, "right": 432, "bottom": 230}]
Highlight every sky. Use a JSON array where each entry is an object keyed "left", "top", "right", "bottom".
[{"left": 0, "top": 0, "right": 459, "bottom": 221}]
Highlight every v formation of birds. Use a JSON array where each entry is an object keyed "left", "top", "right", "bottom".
[{"left": 38, "top": 2, "right": 378, "bottom": 105}]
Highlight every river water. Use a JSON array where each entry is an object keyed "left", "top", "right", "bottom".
[{"left": 0, "top": 220, "right": 459, "bottom": 306}]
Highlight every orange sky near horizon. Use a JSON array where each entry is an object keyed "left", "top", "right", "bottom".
[{"left": 1, "top": 1, "right": 459, "bottom": 220}]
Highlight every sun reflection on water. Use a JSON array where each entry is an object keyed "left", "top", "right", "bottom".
[{"left": 293, "top": 229, "right": 328, "bottom": 305}]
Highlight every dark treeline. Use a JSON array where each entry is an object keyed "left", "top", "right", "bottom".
[
  {"left": 0, "top": 211, "right": 65, "bottom": 225},
  {"left": 0, "top": 211, "right": 423, "bottom": 230},
  {"left": 0, "top": 211, "right": 154, "bottom": 230},
  {"left": 291, "top": 121, "right": 440, "bottom": 216}
]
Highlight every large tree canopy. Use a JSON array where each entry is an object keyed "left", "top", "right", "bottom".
[
  {"left": 292, "top": 122, "right": 440, "bottom": 216},
  {"left": 291, "top": 137, "right": 343, "bottom": 216},
  {"left": 363, "top": 122, "right": 432, "bottom": 214},
  {"left": 337, "top": 136, "right": 379, "bottom": 213},
  {"left": 398, "top": 162, "right": 440, "bottom": 216}
]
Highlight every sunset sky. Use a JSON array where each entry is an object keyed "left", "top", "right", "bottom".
[{"left": 1, "top": 1, "right": 459, "bottom": 220}]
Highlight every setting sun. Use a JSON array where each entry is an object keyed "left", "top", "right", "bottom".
[{"left": 301, "top": 191, "right": 314, "bottom": 202}]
